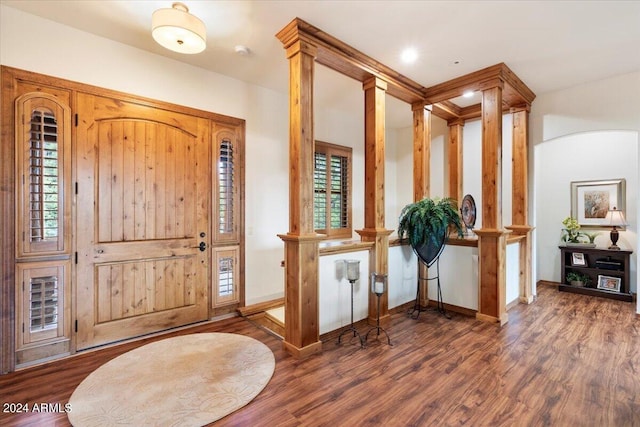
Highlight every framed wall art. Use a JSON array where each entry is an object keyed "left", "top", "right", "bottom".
[
  {"left": 597, "top": 275, "right": 621, "bottom": 292},
  {"left": 570, "top": 178, "right": 625, "bottom": 227}
]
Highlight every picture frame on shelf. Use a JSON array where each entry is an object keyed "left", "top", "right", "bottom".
[
  {"left": 571, "top": 179, "right": 625, "bottom": 228},
  {"left": 571, "top": 252, "right": 586, "bottom": 266},
  {"left": 597, "top": 274, "right": 621, "bottom": 292}
]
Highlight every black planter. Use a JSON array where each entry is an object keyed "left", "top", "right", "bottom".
[{"left": 412, "top": 231, "right": 446, "bottom": 268}]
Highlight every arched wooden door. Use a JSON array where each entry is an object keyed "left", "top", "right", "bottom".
[{"left": 75, "top": 93, "right": 210, "bottom": 350}]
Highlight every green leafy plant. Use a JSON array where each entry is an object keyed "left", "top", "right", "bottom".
[
  {"left": 583, "top": 231, "right": 600, "bottom": 244},
  {"left": 561, "top": 216, "right": 585, "bottom": 243},
  {"left": 398, "top": 197, "right": 464, "bottom": 248},
  {"left": 566, "top": 271, "right": 590, "bottom": 285}
]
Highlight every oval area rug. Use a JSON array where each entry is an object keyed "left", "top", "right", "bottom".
[{"left": 68, "top": 333, "right": 275, "bottom": 427}]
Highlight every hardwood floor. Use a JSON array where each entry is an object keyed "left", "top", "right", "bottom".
[{"left": 1, "top": 284, "right": 639, "bottom": 426}]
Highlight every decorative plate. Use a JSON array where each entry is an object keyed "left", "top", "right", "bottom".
[{"left": 461, "top": 194, "right": 476, "bottom": 229}]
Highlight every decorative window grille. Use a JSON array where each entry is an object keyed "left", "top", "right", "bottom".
[
  {"left": 29, "top": 275, "right": 59, "bottom": 332},
  {"left": 314, "top": 141, "right": 352, "bottom": 238},
  {"left": 29, "top": 110, "right": 59, "bottom": 243},
  {"left": 218, "top": 138, "right": 234, "bottom": 234}
]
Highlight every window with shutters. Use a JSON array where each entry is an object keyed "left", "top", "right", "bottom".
[
  {"left": 219, "top": 138, "right": 234, "bottom": 234},
  {"left": 14, "top": 90, "right": 72, "bottom": 364},
  {"left": 214, "top": 129, "right": 240, "bottom": 242},
  {"left": 16, "top": 263, "right": 69, "bottom": 348},
  {"left": 213, "top": 247, "right": 239, "bottom": 307},
  {"left": 29, "top": 110, "right": 59, "bottom": 242},
  {"left": 211, "top": 124, "right": 243, "bottom": 311},
  {"left": 16, "top": 93, "right": 70, "bottom": 256},
  {"left": 30, "top": 275, "right": 59, "bottom": 332},
  {"left": 314, "top": 141, "right": 352, "bottom": 238}
]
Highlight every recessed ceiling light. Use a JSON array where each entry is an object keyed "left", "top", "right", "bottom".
[
  {"left": 462, "top": 90, "right": 474, "bottom": 98},
  {"left": 401, "top": 48, "right": 418, "bottom": 64}
]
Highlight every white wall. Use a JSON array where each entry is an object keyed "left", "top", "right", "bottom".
[
  {"left": 388, "top": 245, "right": 418, "bottom": 308},
  {"left": 506, "top": 242, "right": 520, "bottom": 305},
  {"left": 535, "top": 131, "right": 638, "bottom": 289},
  {"left": 318, "top": 252, "right": 369, "bottom": 335},
  {"left": 436, "top": 246, "right": 478, "bottom": 310},
  {"left": 530, "top": 71, "right": 640, "bottom": 313}
]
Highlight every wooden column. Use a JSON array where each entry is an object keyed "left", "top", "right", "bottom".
[
  {"left": 506, "top": 106, "right": 534, "bottom": 304},
  {"left": 276, "top": 28, "right": 323, "bottom": 359},
  {"left": 357, "top": 76, "right": 392, "bottom": 324},
  {"left": 475, "top": 85, "right": 508, "bottom": 324},
  {"left": 411, "top": 101, "right": 431, "bottom": 307},
  {"left": 447, "top": 119, "right": 464, "bottom": 206}
]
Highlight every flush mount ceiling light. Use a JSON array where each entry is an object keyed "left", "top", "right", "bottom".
[{"left": 152, "top": 2, "right": 206, "bottom": 54}]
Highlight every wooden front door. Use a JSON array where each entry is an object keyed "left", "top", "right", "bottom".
[{"left": 75, "top": 93, "right": 210, "bottom": 350}]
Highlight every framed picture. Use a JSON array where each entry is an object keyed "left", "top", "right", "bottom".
[
  {"left": 571, "top": 179, "right": 626, "bottom": 227},
  {"left": 597, "top": 275, "right": 621, "bottom": 292},
  {"left": 571, "top": 252, "right": 586, "bottom": 266}
]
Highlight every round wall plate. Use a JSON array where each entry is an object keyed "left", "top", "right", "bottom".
[{"left": 461, "top": 194, "right": 476, "bottom": 229}]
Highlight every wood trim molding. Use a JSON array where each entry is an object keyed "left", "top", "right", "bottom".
[
  {"left": 319, "top": 240, "right": 374, "bottom": 256},
  {"left": 275, "top": 20, "right": 535, "bottom": 124},
  {"left": 0, "top": 66, "right": 17, "bottom": 374},
  {"left": 237, "top": 298, "right": 285, "bottom": 317},
  {"left": 424, "top": 63, "right": 535, "bottom": 107},
  {"left": 276, "top": 18, "right": 425, "bottom": 106}
]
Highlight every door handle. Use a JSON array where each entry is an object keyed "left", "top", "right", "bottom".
[{"left": 199, "top": 242, "right": 206, "bottom": 252}]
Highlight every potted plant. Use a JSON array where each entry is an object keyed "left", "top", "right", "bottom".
[
  {"left": 583, "top": 231, "right": 600, "bottom": 245},
  {"left": 398, "top": 197, "right": 464, "bottom": 266},
  {"left": 561, "top": 216, "right": 596, "bottom": 248},
  {"left": 566, "top": 271, "right": 590, "bottom": 287}
]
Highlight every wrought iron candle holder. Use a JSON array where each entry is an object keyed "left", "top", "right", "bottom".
[
  {"left": 337, "top": 259, "right": 364, "bottom": 348},
  {"left": 365, "top": 272, "right": 392, "bottom": 346}
]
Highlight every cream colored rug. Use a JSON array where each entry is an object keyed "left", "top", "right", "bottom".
[{"left": 67, "top": 333, "right": 275, "bottom": 427}]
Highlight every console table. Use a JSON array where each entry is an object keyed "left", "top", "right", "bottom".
[{"left": 559, "top": 246, "right": 633, "bottom": 302}]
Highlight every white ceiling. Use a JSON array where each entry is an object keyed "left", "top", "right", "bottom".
[{"left": 3, "top": 0, "right": 639, "bottom": 128}]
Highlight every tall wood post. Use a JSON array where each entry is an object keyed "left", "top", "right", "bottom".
[
  {"left": 447, "top": 119, "right": 464, "bottom": 207},
  {"left": 475, "top": 85, "right": 508, "bottom": 324},
  {"left": 276, "top": 26, "right": 323, "bottom": 359},
  {"left": 357, "top": 76, "right": 392, "bottom": 324},
  {"left": 506, "top": 106, "right": 534, "bottom": 304},
  {"left": 411, "top": 101, "right": 431, "bottom": 307}
]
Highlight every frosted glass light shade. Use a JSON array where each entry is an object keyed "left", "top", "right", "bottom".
[
  {"left": 152, "top": 2, "right": 206, "bottom": 54},
  {"left": 345, "top": 260, "right": 360, "bottom": 281}
]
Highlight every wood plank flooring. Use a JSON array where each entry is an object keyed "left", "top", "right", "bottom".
[{"left": 1, "top": 284, "right": 639, "bottom": 426}]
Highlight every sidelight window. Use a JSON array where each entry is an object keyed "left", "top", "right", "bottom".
[{"left": 29, "top": 110, "right": 60, "bottom": 243}]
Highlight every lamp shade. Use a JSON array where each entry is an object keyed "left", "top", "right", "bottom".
[
  {"left": 152, "top": 2, "right": 206, "bottom": 54},
  {"left": 606, "top": 207, "right": 627, "bottom": 227}
]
